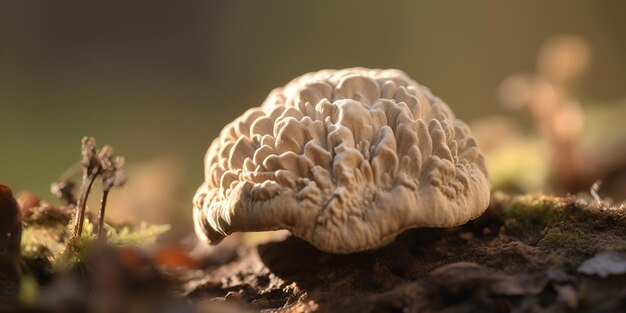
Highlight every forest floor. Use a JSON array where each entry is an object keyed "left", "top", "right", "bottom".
[
  {"left": 180, "top": 193, "right": 626, "bottom": 313},
  {"left": 3, "top": 192, "right": 626, "bottom": 313}
]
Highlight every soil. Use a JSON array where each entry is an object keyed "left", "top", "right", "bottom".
[
  {"left": 181, "top": 193, "right": 626, "bottom": 313},
  {"left": 3, "top": 193, "right": 626, "bottom": 313}
]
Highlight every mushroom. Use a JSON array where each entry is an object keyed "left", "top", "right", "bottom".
[{"left": 193, "top": 68, "right": 490, "bottom": 253}]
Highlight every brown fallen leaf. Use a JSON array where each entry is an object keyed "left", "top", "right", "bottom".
[
  {"left": 152, "top": 246, "right": 201, "bottom": 269},
  {"left": 0, "top": 184, "right": 21, "bottom": 256},
  {"left": 0, "top": 184, "right": 22, "bottom": 299},
  {"left": 16, "top": 191, "right": 41, "bottom": 214}
]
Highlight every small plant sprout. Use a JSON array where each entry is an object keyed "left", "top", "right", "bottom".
[
  {"left": 71, "top": 137, "right": 127, "bottom": 241},
  {"left": 97, "top": 146, "right": 127, "bottom": 238},
  {"left": 73, "top": 137, "right": 102, "bottom": 240}
]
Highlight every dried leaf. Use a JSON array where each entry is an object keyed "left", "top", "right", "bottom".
[{"left": 152, "top": 246, "right": 200, "bottom": 269}]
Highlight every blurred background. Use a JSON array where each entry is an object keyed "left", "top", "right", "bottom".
[{"left": 2, "top": 1, "right": 626, "bottom": 231}]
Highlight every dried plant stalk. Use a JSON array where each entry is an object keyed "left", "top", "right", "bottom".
[
  {"left": 97, "top": 147, "right": 126, "bottom": 238},
  {"left": 72, "top": 137, "right": 101, "bottom": 240},
  {"left": 71, "top": 137, "right": 126, "bottom": 241}
]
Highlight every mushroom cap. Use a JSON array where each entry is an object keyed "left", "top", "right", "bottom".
[{"left": 193, "top": 68, "right": 490, "bottom": 253}]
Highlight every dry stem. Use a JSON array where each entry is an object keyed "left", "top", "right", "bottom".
[
  {"left": 73, "top": 173, "right": 97, "bottom": 240},
  {"left": 97, "top": 189, "right": 110, "bottom": 238}
]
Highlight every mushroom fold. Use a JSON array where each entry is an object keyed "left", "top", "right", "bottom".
[{"left": 193, "top": 68, "right": 490, "bottom": 253}]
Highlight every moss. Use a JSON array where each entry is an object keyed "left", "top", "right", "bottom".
[
  {"left": 482, "top": 192, "right": 626, "bottom": 271},
  {"left": 107, "top": 222, "right": 171, "bottom": 246},
  {"left": 540, "top": 227, "right": 593, "bottom": 253},
  {"left": 495, "top": 193, "right": 621, "bottom": 235},
  {"left": 21, "top": 243, "right": 55, "bottom": 278},
  {"left": 58, "top": 220, "right": 171, "bottom": 267},
  {"left": 22, "top": 204, "right": 72, "bottom": 228},
  {"left": 491, "top": 193, "right": 569, "bottom": 244},
  {"left": 20, "top": 204, "right": 171, "bottom": 275}
]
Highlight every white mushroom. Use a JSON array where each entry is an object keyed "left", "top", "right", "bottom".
[{"left": 193, "top": 68, "right": 490, "bottom": 253}]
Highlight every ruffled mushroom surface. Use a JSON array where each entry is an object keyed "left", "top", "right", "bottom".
[{"left": 193, "top": 68, "right": 490, "bottom": 253}]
